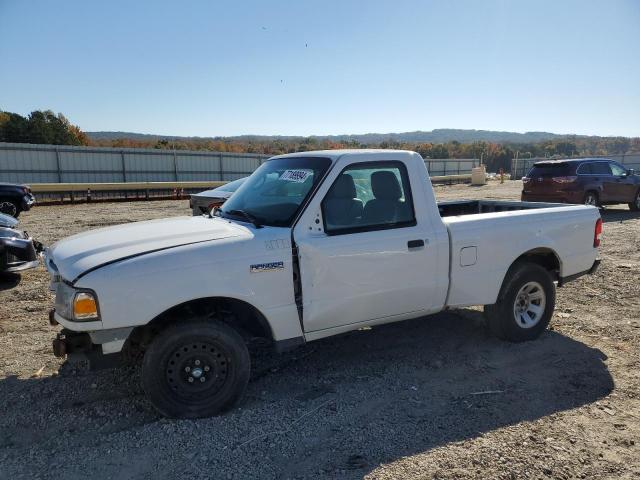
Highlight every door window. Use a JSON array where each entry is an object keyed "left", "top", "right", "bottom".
[
  {"left": 591, "top": 162, "right": 612, "bottom": 175},
  {"left": 321, "top": 162, "right": 416, "bottom": 234},
  {"left": 610, "top": 163, "right": 626, "bottom": 176},
  {"left": 577, "top": 163, "right": 593, "bottom": 175}
]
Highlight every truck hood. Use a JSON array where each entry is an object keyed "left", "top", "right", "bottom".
[{"left": 47, "top": 216, "right": 246, "bottom": 282}]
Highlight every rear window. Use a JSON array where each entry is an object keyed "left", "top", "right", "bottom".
[{"left": 527, "top": 163, "right": 572, "bottom": 177}]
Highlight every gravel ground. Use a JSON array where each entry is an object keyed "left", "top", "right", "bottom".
[{"left": 1, "top": 181, "right": 639, "bottom": 479}]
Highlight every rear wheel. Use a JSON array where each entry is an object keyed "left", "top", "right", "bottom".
[
  {"left": 583, "top": 191, "right": 599, "bottom": 208},
  {"left": 0, "top": 199, "right": 19, "bottom": 218},
  {"left": 142, "top": 320, "right": 250, "bottom": 418},
  {"left": 484, "top": 262, "right": 556, "bottom": 342},
  {"left": 629, "top": 189, "right": 640, "bottom": 211}
]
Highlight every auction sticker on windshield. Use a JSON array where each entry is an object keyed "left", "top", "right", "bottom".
[{"left": 280, "top": 170, "right": 311, "bottom": 183}]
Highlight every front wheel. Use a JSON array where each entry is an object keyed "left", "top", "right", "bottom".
[
  {"left": 0, "top": 199, "right": 19, "bottom": 218},
  {"left": 484, "top": 262, "right": 556, "bottom": 342},
  {"left": 142, "top": 320, "right": 250, "bottom": 418},
  {"left": 629, "top": 190, "right": 640, "bottom": 211}
]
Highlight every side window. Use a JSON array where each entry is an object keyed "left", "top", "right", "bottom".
[
  {"left": 577, "top": 163, "right": 593, "bottom": 175},
  {"left": 592, "top": 162, "right": 612, "bottom": 175},
  {"left": 321, "top": 162, "right": 416, "bottom": 234},
  {"left": 610, "top": 163, "right": 626, "bottom": 176}
]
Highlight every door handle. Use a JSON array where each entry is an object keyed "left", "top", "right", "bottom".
[{"left": 408, "top": 239, "right": 425, "bottom": 249}]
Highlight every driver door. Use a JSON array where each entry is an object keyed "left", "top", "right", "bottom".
[
  {"left": 293, "top": 157, "right": 446, "bottom": 336},
  {"left": 608, "top": 162, "right": 636, "bottom": 202}
]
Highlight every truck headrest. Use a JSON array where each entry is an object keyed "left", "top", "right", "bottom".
[
  {"left": 371, "top": 171, "right": 401, "bottom": 200},
  {"left": 328, "top": 174, "right": 357, "bottom": 199}
]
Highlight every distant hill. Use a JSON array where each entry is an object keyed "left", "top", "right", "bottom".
[{"left": 87, "top": 128, "right": 597, "bottom": 145}]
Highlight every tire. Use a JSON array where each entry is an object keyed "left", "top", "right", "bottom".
[
  {"left": 142, "top": 320, "right": 250, "bottom": 419},
  {"left": 629, "top": 189, "right": 640, "bottom": 211},
  {"left": 0, "top": 199, "right": 19, "bottom": 218},
  {"left": 484, "top": 262, "right": 556, "bottom": 342},
  {"left": 583, "top": 191, "right": 599, "bottom": 208}
]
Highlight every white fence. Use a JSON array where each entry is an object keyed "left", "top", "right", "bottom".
[
  {"left": 0, "top": 142, "right": 270, "bottom": 184},
  {"left": 0, "top": 142, "right": 480, "bottom": 184}
]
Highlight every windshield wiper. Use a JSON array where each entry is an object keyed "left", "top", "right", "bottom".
[{"left": 227, "top": 209, "right": 263, "bottom": 228}]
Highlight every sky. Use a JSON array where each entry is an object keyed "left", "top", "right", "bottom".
[{"left": 1, "top": 0, "right": 639, "bottom": 138}]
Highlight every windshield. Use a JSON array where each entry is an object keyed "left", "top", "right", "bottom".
[{"left": 218, "top": 156, "right": 331, "bottom": 227}]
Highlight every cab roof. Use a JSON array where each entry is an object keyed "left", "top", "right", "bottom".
[{"left": 270, "top": 149, "right": 421, "bottom": 161}]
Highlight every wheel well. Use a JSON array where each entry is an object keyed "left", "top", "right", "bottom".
[
  {"left": 513, "top": 248, "right": 560, "bottom": 280},
  {"left": 125, "top": 297, "right": 274, "bottom": 357}
]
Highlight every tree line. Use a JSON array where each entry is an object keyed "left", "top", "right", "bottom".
[
  {"left": 95, "top": 135, "right": 640, "bottom": 173},
  {"left": 0, "top": 110, "right": 88, "bottom": 145},
  {"left": 2, "top": 109, "right": 638, "bottom": 173}
]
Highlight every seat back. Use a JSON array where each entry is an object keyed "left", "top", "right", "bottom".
[
  {"left": 324, "top": 174, "right": 364, "bottom": 227},
  {"left": 362, "top": 171, "right": 404, "bottom": 224}
]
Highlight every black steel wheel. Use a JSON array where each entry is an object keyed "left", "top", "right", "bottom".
[{"left": 142, "top": 320, "right": 250, "bottom": 418}]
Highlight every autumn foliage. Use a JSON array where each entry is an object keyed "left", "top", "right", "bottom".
[{"left": 2, "top": 109, "right": 639, "bottom": 174}]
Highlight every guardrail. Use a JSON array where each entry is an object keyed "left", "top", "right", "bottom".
[
  {"left": 431, "top": 174, "right": 471, "bottom": 183},
  {"left": 30, "top": 181, "right": 226, "bottom": 193},
  {"left": 30, "top": 181, "right": 227, "bottom": 203},
  {"left": 29, "top": 175, "right": 473, "bottom": 205}
]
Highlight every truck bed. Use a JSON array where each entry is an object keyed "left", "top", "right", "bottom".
[
  {"left": 436, "top": 199, "right": 599, "bottom": 308},
  {"left": 437, "top": 199, "right": 567, "bottom": 217}
]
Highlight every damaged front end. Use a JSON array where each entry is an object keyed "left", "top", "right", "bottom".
[
  {"left": 48, "top": 304, "right": 129, "bottom": 370},
  {"left": 0, "top": 213, "right": 42, "bottom": 273},
  {"left": 51, "top": 326, "right": 125, "bottom": 370}
]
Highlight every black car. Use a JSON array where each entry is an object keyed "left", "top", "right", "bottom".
[
  {"left": 0, "top": 182, "right": 36, "bottom": 218},
  {"left": 0, "top": 213, "right": 42, "bottom": 274}
]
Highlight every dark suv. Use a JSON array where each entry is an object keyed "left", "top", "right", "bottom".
[
  {"left": 0, "top": 183, "right": 36, "bottom": 218},
  {"left": 521, "top": 158, "right": 640, "bottom": 210}
]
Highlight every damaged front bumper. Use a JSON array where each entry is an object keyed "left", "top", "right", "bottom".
[
  {"left": 50, "top": 309, "right": 132, "bottom": 370},
  {"left": 0, "top": 228, "right": 43, "bottom": 273}
]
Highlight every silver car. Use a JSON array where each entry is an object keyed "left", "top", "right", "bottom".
[
  {"left": 1, "top": 212, "right": 42, "bottom": 273},
  {"left": 189, "top": 177, "right": 247, "bottom": 215}
]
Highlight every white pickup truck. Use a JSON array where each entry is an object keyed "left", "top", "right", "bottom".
[{"left": 45, "top": 150, "right": 601, "bottom": 418}]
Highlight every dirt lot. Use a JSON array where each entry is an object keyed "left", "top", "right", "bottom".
[{"left": 1, "top": 181, "right": 639, "bottom": 479}]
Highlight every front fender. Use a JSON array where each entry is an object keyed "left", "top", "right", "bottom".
[{"left": 75, "top": 235, "right": 303, "bottom": 342}]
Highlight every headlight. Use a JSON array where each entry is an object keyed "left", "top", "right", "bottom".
[
  {"left": 55, "top": 282, "right": 100, "bottom": 321},
  {"left": 73, "top": 292, "right": 99, "bottom": 320}
]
